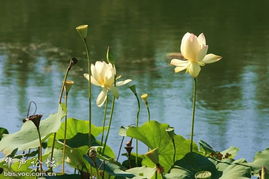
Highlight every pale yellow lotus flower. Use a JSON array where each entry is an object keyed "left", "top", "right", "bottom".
[
  {"left": 170, "top": 32, "right": 222, "bottom": 78},
  {"left": 84, "top": 61, "right": 131, "bottom": 107}
]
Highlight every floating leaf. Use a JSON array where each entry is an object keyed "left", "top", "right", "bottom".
[{"left": 0, "top": 104, "right": 66, "bottom": 155}]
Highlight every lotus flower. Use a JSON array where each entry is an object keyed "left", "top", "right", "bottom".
[
  {"left": 84, "top": 61, "right": 131, "bottom": 107},
  {"left": 170, "top": 32, "right": 222, "bottom": 77}
]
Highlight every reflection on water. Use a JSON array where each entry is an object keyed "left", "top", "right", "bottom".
[{"left": 1, "top": 0, "right": 269, "bottom": 161}]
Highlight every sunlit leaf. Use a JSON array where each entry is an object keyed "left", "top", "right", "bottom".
[
  {"left": 125, "top": 120, "right": 198, "bottom": 172},
  {"left": 126, "top": 166, "right": 156, "bottom": 179},
  {"left": 248, "top": 148, "right": 269, "bottom": 174},
  {"left": 220, "top": 146, "right": 239, "bottom": 159},
  {"left": 0, "top": 104, "right": 66, "bottom": 155},
  {"left": 83, "top": 155, "right": 135, "bottom": 178},
  {"left": 56, "top": 118, "right": 104, "bottom": 140},
  {"left": 219, "top": 159, "right": 251, "bottom": 179}
]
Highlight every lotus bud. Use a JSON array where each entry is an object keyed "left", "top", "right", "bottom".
[
  {"left": 76, "top": 25, "right": 88, "bottom": 39},
  {"left": 141, "top": 93, "right": 149, "bottom": 102},
  {"left": 64, "top": 80, "right": 74, "bottom": 94},
  {"left": 125, "top": 139, "right": 133, "bottom": 154}
]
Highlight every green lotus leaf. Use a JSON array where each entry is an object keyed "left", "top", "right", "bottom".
[
  {"left": 83, "top": 154, "right": 135, "bottom": 178},
  {"left": 219, "top": 159, "right": 251, "bottom": 179},
  {"left": 125, "top": 120, "right": 198, "bottom": 172},
  {"left": 166, "top": 153, "right": 251, "bottom": 179},
  {"left": 248, "top": 148, "right": 269, "bottom": 174},
  {"left": 173, "top": 152, "right": 220, "bottom": 178},
  {"left": 56, "top": 118, "right": 104, "bottom": 140},
  {"left": 126, "top": 166, "right": 156, "bottom": 179},
  {"left": 0, "top": 104, "right": 66, "bottom": 155},
  {"left": 165, "top": 167, "right": 192, "bottom": 179},
  {"left": 220, "top": 146, "right": 239, "bottom": 159},
  {"left": 47, "top": 117, "right": 114, "bottom": 158}
]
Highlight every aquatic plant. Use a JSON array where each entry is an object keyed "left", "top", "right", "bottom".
[
  {"left": 170, "top": 32, "right": 222, "bottom": 153},
  {"left": 0, "top": 29, "right": 268, "bottom": 179}
]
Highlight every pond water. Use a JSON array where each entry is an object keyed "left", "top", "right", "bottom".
[{"left": 0, "top": 0, "right": 269, "bottom": 162}]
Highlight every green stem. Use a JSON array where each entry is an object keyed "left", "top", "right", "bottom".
[
  {"left": 101, "top": 97, "right": 109, "bottom": 145},
  {"left": 62, "top": 91, "right": 68, "bottom": 174},
  {"left": 134, "top": 93, "right": 141, "bottom": 166},
  {"left": 102, "top": 97, "right": 116, "bottom": 154},
  {"left": 83, "top": 38, "right": 92, "bottom": 146},
  {"left": 50, "top": 60, "right": 73, "bottom": 171},
  {"left": 37, "top": 128, "right": 43, "bottom": 172},
  {"left": 116, "top": 136, "right": 125, "bottom": 162},
  {"left": 145, "top": 101, "right": 151, "bottom": 122},
  {"left": 190, "top": 78, "right": 197, "bottom": 152}
]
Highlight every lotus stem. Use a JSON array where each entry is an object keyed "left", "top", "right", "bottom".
[
  {"left": 101, "top": 97, "right": 109, "bottom": 145},
  {"left": 190, "top": 78, "right": 197, "bottom": 152},
  {"left": 82, "top": 38, "right": 93, "bottom": 146},
  {"left": 116, "top": 136, "right": 125, "bottom": 162},
  {"left": 102, "top": 96, "right": 116, "bottom": 154},
  {"left": 145, "top": 101, "right": 150, "bottom": 122},
  {"left": 50, "top": 58, "right": 77, "bottom": 171},
  {"left": 62, "top": 90, "right": 69, "bottom": 174},
  {"left": 37, "top": 128, "right": 43, "bottom": 172},
  {"left": 134, "top": 93, "right": 141, "bottom": 166}
]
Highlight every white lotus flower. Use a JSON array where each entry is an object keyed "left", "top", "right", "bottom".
[
  {"left": 170, "top": 32, "right": 222, "bottom": 78},
  {"left": 84, "top": 61, "right": 131, "bottom": 107}
]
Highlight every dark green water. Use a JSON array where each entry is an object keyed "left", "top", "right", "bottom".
[{"left": 0, "top": 0, "right": 269, "bottom": 161}]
